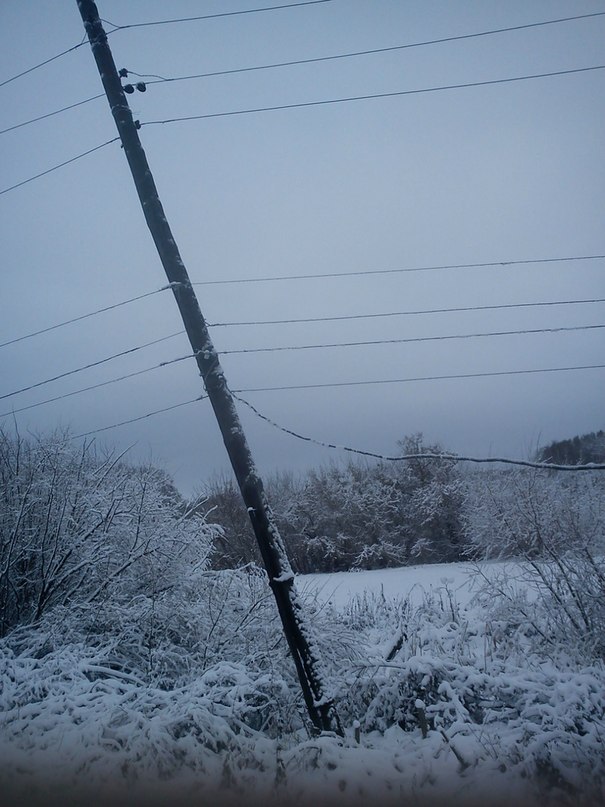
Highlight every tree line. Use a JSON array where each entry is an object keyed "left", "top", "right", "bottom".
[{"left": 1, "top": 426, "right": 603, "bottom": 638}]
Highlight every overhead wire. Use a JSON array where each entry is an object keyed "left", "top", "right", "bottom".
[
  {"left": 0, "top": 3, "right": 335, "bottom": 131},
  {"left": 143, "top": 65, "right": 605, "bottom": 127},
  {"left": 3, "top": 324, "right": 601, "bottom": 406},
  {"left": 39, "top": 369, "right": 603, "bottom": 467},
  {"left": 0, "top": 331, "right": 185, "bottom": 401},
  {"left": 14, "top": 67, "right": 603, "bottom": 198},
  {"left": 232, "top": 393, "right": 605, "bottom": 471},
  {"left": 2, "top": 319, "right": 602, "bottom": 410},
  {"left": 219, "top": 324, "right": 605, "bottom": 356},
  {"left": 0, "top": 284, "right": 177, "bottom": 349},
  {"left": 0, "top": 39, "right": 87, "bottom": 89},
  {"left": 62, "top": 387, "right": 605, "bottom": 470},
  {"left": 71, "top": 396, "right": 207, "bottom": 440},
  {"left": 209, "top": 297, "right": 605, "bottom": 328},
  {"left": 233, "top": 363, "right": 605, "bottom": 393},
  {"left": 136, "top": 11, "right": 605, "bottom": 86},
  {"left": 193, "top": 255, "right": 605, "bottom": 286},
  {"left": 0, "top": 0, "right": 332, "bottom": 90},
  {"left": 0, "top": 94, "right": 104, "bottom": 137},
  {"left": 1, "top": 14, "right": 599, "bottom": 468},
  {"left": 10, "top": 363, "right": 600, "bottom": 445},
  {"left": 5, "top": 64, "right": 600, "bottom": 189},
  {"left": 6, "top": 11, "right": 602, "bottom": 137},
  {"left": 0, "top": 353, "right": 196, "bottom": 419},
  {"left": 0, "top": 137, "right": 119, "bottom": 197},
  {"left": 0, "top": 283, "right": 600, "bottom": 353},
  {"left": 102, "top": 1, "right": 334, "bottom": 31},
  {"left": 3, "top": 6, "right": 599, "bottom": 92}
]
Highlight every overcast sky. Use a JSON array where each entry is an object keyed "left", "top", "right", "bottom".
[{"left": 1, "top": 0, "right": 604, "bottom": 495}]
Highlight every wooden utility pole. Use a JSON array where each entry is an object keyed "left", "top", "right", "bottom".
[{"left": 77, "top": 0, "right": 341, "bottom": 736}]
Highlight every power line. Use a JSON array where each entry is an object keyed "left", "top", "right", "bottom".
[
  {"left": 233, "top": 363, "right": 605, "bottom": 393},
  {"left": 192, "top": 254, "right": 605, "bottom": 286},
  {"left": 0, "top": 284, "right": 176, "bottom": 350},
  {"left": 220, "top": 324, "right": 605, "bottom": 356},
  {"left": 0, "top": 4, "right": 333, "bottom": 130},
  {"left": 233, "top": 392, "right": 605, "bottom": 472},
  {"left": 0, "top": 353, "right": 195, "bottom": 419},
  {"left": 0, "top": 283, "right": 599, "bottom": 354},
  {"left": 2, "top": 72, "right": 603, "bottom": 199},
  {"left": 4, "top": 322, "right": 601, "bottom": 416},
  {"left": 0, "top": 137, "right": 119, "bottom": 197},
  {"left": 0, "top": 331, "right": 185, "bottom": 401},
  {"left": 58, "top": 383, "right": 604, "bottom": 468},
  {"left": 0, "top": 40, "right": 86, "bottom": 89},
  {"left": 103, "top": 1, "right": 333, "bottom": 31},
  {"left": 9, "top": 11, "right": 600, "bottom": 138},
  {"left": 144, "top": 65, "right": 605, "bottom": 127},
  {"left": 32, "top": 365, "right": 603, "bottom": 444},
  {"left": 4, "top": 2, "right": 593, "bottom": 91},
  {"left": 71, "top": 395, "right": 206, "bottom": 440},
  {"left": 8, "top": 363, "right": 602, "bottom": 438},
  {"left": 3, "top": 324, "right": 600, "bottom": 408},
  {"left": 209, "top": 297, "right": 605, "bottom": 328},
  {"left": 62, "top": 387, "right": 604, "bottom": 470},
  {"left": 0, "top": 94, "right": 104, "bottom": 137},
  {"left": 139, "top": 12, "right": 605, "bottom": 86}
]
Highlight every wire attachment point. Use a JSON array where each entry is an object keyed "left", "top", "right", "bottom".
[{"left": 122, "top": 82, "right": 146, "bottom": 95}]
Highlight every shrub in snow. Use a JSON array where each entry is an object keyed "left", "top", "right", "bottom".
[
  {"left": 2, "top": 567, "right": 298, "bottom": 726},
  {"left": 326, "top": 581, "right": 605, "bottom": 803},
  {"left": 464, "top": 468, "right": 604, "bottom": 560},
  {"left": 271, "top": 436, "right": 467, "bottom": 573},
  {"left": 0, "top": 429, "right": 218, "bottom": 637},
  {"left": 0, "top": 641, "right": 270, "bottom": 791},
  {"left": 465, "top": 468, "right": 605, "bottom": 659}
]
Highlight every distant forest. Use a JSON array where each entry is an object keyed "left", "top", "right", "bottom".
[{"left": 537, "top": 429, "right": 605, "bottom": 465}]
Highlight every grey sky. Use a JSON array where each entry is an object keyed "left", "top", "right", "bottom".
[{"left": 1, "top": 0, "right": 604, "bottom": 495}]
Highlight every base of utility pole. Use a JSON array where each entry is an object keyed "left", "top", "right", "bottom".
[{"left": 77, "top": 0, "right": 342, "bottom": 737}]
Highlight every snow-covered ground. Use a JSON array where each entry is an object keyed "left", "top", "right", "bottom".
[
  {"left": 299, "top": 561, "right": 502, "bottom": 608},
  {"left": 1, "top": 562, "right": 603, "bottom": 806}
]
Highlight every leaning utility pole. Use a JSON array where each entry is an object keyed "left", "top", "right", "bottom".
[{"left": 77, "top": 0, "right": 340, "bottom": 736}]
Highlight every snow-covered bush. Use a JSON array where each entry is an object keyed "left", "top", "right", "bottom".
[
  {"left": 330, "top": 584, "right": 605, "bottom": 804},
  {"left": 2, "top": 564, "right": 604, "bottom": 804},
  {"left": 1, "top": 578, "right": 299, "bottom": 744},
  {"left": 0, "top": 639, "right": 285, "bottom": 802},
  {"left": 274, "top": 436, "right": 466, "bottom": 573},
  {"left": 464, "top": 468, "right": 605, "bottom": 659},
  {"left": 464, "top": 468, "right": 604, "bottom": 559},
  {"left": 0, "top": 429, "right": 217, "bottom": 637}
]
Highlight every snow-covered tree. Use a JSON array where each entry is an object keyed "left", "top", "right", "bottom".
[
  {"left": 277, "top": 435, "right": 466, "bottom": 572},
  {"left": 464, "top": 467, "right": 605, "bottom": 658},
  {"left": 0, "top": 428, "right": 216, "bottom": 637}
]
